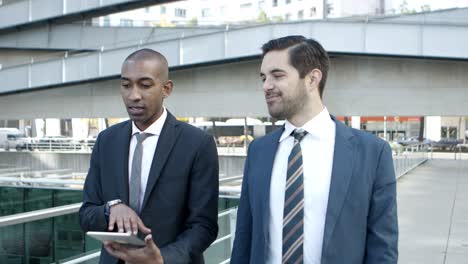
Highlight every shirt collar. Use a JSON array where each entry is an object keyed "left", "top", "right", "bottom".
[
  {"left": 131, "top": 107, "right": 167, "bottom": 136},
  {"left": 279, "top": 107, "right": 334, "bottom": 142}
]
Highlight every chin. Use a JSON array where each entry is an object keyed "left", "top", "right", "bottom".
[{"left": 268, "top": 111, "right": 284, "bottom": 120}]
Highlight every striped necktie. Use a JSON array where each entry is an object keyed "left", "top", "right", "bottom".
[
  {"left": 282, "top": 129, "right": 308, "bottom": 263},
  {"left": 129, "top": 132, "right": 152, "bottom": 214}
]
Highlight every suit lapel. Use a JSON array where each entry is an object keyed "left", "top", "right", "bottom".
[
  {"left": 118, "top": 121, "right": 132, "bottom": 204},
  {"left": 141, "top": 112, "right": 179, "bottom": 210},
  {"left": 322, "top": 117, "right": 355, "bottom": 256},
  {"left": 262, "top": 127, "right": 284, "bottom": 241}
]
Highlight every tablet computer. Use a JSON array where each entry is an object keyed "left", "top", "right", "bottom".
[{"left": 87, "top": 231, "right": 146, "bottom": 246}]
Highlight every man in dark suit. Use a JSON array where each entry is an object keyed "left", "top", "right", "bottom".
[
  {"left": 231, "top": 36, "right": 398, "bottom": 263},
  {"left": 79, "top": 49, "right": 219, "bottom": 264}
]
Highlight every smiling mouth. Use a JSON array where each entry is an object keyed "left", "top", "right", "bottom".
[{"left": 265, "top": 94, "right": 280, "bottom": 104}]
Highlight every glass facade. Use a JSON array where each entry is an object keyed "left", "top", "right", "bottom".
[{"left": 0, "top": 186, "right": 239, "bottom": 263}]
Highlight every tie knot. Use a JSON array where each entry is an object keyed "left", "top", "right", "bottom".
[
  {"left": 135, "top": 132, "right": 152, "bottom": 143},
  {"left": 292, "top": 129, "right": 307, "bottom": 142}
]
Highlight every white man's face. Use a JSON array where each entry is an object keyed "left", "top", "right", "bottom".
[{"left": 260, "top": 49, "right": 309, "bottom": 120}]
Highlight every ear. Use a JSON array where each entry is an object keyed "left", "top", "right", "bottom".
[
  {"left": 162, "top": 80, "right": 174, "bottom": 99},
  {"left": 305, "top": 69, "right": 322, "bottom": 91}
]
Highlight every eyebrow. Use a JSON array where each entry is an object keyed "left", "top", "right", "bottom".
[{"left": 260, "top": 68, "right": 286, "bottom": 77}]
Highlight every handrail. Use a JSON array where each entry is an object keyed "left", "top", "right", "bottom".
[
  {"left": 0, "top": 202, "right": 82, "bottom": 227},
  {"left": 0, "top": 202, "right": 237, "bottom": 264},
  {"left": 59, "top": 251, "right": 101, "bottom": 264},
  {"left": 219, "top": 175, "right": 242, "bottom": 184}
]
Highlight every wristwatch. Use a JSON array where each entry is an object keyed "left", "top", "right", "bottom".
[{"left": 104, "top": 199, "right": 123, "bottom": 217}]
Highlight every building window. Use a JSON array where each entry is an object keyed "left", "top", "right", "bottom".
[
  {"left": 298, "top": 10, "right": 304, "bottom": 19},
  {"left": 310, "top": 7, "right": 316, "bottom": 16},
  {"left": 220, "top": 5, "right": 226, "bottom": 15},
  {"left": 273, "top": 0, "right": 278, "bottom": 7},
  {"left": 120, "top": 19, "right": 133, "bottom": 27},
  {"left": 103, "top": 16, "right": 111, "bottom": 26},
  {"left": 258, "top": 0, "right": 265, "bottom": 9},
  {"left": 160, "top": 6, "right": 166, "bottom": 14},
  {"left": 202, "top": 8, "right": 211, "bottom": 17},
  {"left": 285, "top": 13, "right": 291, "bottom": 21},
  {"left": 286, "top": 0, "right": 291, "bottom": 4},
  {"left": 175, "top": 8, "right": 186, "bottom": 18},
  {"left": 327, "top": 3, "right": 334, "bottom": 14},
  {"left": 441, "top": 126, "right": 458, "bottom": 139},
  {"left": 145, "top": 7, "right": 150, "bottom": 13},
  {"left": 240, "top": 3, "right": 252, "bottom": 9}
]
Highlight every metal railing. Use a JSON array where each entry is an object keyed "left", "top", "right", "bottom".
[
  {"left": 392, "top": 143, "right": 429, "bottom": 178},
  {"left": 0, "top": 203, "right": 81, "bottom": 228},
  {"left": 0, "top": 202, "right": 237, "bottom": 264}
]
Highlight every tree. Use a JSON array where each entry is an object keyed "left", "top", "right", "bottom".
[
  {"left": 399, "top": 0, "right": 410, "bottom": 14},
  {"left": 188, "top": 17, "right": 198, "bottom": 26},
  {"left": 257, "top": 10, "right": 270, "bottom": 23},
  {"left": 272, "top": 16, "right": 284, "bottom": 22}
]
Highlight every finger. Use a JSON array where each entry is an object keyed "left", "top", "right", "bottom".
[
  {"left": 138, "top": 219, "right": 152, "bottom": 234},
  {"left": 116, "top": 217, "right": 124, "bottom": 233},
  {"left": 108, "top": 215, "right": 115, "bottom": 231},
  {"left": 124, "top": 217, "right": 132, "bottom": 234},
  {"left": 145, "top": 234, "right": 158, "bottom": 252},
  {"left": 131, "top": 216, "right": 139, "bottom": 235}
]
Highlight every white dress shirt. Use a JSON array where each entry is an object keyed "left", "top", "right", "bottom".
[
  {"left": 268, "top": 107, "right": 336, "bottom": 264},
  {"left": 128, "top": 107, "right": 167, "bottom": 211}
]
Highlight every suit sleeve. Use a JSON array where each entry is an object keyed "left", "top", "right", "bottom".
[
  {"left": 79, "top": 134, "right": 108, "bottom": 232},
  {"left": 159, "top": 134, "right": 219, "bottom": 264},
  {"left": 230, "top": 141, "right": 254, "bottom": 263},
  {"left": 365, "top": 142, "right": 398, "bottom": 263}
]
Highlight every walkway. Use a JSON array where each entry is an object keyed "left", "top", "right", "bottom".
[{"left": 398, "top": 159, "right": 468, "bottom": 264}]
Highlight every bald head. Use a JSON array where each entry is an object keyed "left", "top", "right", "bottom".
[{"left": 123, "top": 48, "right": 169, "bottom": 81}]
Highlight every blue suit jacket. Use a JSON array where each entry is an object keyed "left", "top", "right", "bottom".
[{"left": 231, "top": 117, "right": 398, "bottom": 264}]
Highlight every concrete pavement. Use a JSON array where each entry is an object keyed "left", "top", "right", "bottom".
[{"left": 398, "top": 159, "right": 468, "bottom": 264}]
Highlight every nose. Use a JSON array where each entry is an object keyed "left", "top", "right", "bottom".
[
  {"left": 262, "top": 79, "right": 274, "bottom": 92},
  {"left": 128, "top": 86, "right": 142, "bottom": 101}
]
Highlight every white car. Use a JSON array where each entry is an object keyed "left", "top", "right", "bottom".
[{"left": 0, "top": 129, "right": 29, "bottom": 151}]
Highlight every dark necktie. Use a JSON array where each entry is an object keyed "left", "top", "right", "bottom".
[
  {"left": 282, "top": 129, "right": 308, "bottom": 263},
  {"left": 129, "top": 132, "right": 152, "bottom": 213}
]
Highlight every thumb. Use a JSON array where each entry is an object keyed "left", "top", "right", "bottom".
[
  {"left": 137, "top": 219, "right": 152, "bottom": 234},
  {"left": 145, "top": 234, "right": 158, "bottom": 250}
]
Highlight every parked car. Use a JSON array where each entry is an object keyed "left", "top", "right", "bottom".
[
  {"left": 397, "top": 137, "right": 432, "bottom": 146},
  {"left": 0, "top": 128, "right": 29, "bottom": 151},
  {"left": 431, "top": 138, "right": 462, "bottom": 151}
]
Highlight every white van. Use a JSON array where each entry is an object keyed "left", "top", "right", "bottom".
[{"left": 0, "top": 128, "right": 29, "bottom": 151}]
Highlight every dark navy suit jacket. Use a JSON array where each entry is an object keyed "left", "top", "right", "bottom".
[
  {"left": 79, "top": 112, "right": 219, "bottom": 264},
  {"left": 231, "top": 117, "right": 398, "bottom": 264}
]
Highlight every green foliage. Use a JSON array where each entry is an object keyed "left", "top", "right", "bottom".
[
  {"left": 188, "top": 17, "right": 198, "bottom": 26},
  {"left": 257, "top": 10, "right": 270, "bottom": 23}
]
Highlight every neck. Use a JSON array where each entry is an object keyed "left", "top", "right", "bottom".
[{"left": 288, "top": 98, "right": 324, "bottom": 127}]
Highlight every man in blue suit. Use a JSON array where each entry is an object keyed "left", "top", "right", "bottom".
[
  {"left": 79, "top": 49, "right": 219, "bottom": 264},
  {"left": 231, "top": 36, "right": 398, "bottom": 263}
]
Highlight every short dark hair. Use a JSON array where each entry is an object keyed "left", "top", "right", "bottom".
[
  {"left": 123, "top": 48, "right": 169, "bottom": 80},
  {"left": 124, "top": 48, "right": 168, "bottom": 65},
  {"left": 261, "top": 35, "right": 330, "bottom": 98}
]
